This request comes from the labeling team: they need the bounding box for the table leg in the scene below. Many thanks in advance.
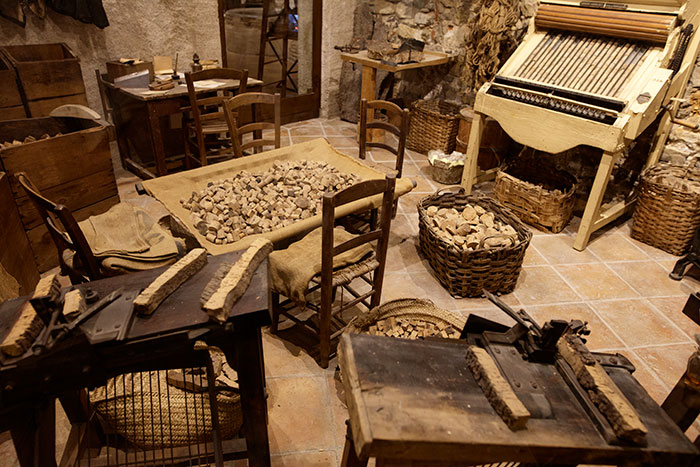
[11,398,57,467]
[232,314,271,467]
[341,422,368,467]
[359,66,380,143]
[461,112,483,194]
[147,101,169,177]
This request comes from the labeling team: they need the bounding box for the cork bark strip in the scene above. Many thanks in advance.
[202,238,273,323]
[62,289,86,320]
[557,334,647,444]
[133,248,208,316]
[466,345,531,430]
[1,301,44,357]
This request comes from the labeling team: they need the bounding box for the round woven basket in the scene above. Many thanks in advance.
[418,188,532,297]
[494,152,577,233]
[346,298,466,336]
[631,161,700,255]
[91,371,242,450]
[406,100,462,154]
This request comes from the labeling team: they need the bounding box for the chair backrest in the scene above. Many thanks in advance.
[95,69,113,121]
[359,99,410,178]
[223,92,281,157]
[14,172,101,283]
[185,68,249,137]
[320,174,396,308]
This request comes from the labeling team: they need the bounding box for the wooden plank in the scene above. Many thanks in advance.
[0,106,27,122]
[0,173,39,295]
[27,195,119,272]
[27,93,89,118]
[0,116,67,142]
[133,248,208,316]
[14,168,118,230]
[340,50,450,73]
[0,54,23,108]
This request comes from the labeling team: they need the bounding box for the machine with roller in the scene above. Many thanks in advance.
[461,0,700,251]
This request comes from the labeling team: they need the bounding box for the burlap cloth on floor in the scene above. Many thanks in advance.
[269,227,373,309]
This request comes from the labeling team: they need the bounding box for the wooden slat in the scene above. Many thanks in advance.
[26,93,89,118]
[0,106,28,122]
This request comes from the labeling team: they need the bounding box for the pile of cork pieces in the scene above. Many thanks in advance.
[181,160,360,245]
[0,133,61,150]
[425,204,519,250]
[366,316,461,340]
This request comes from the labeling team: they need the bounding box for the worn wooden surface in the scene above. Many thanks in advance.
[0,53,25,119]
[340,50,449,73]
[0,173,39,295]
[338,333,698,465]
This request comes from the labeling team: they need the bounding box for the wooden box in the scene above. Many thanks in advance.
[0,172,39,295]
[106,60,154,83]
[0,53,27,122]
[0,116,118,272]
[0,43,88,117]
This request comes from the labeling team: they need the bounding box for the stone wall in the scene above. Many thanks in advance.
[0,1,221,116]
[321,0,357,118]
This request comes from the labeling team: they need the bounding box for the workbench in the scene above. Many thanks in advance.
[338,333,699,466]
[100,75,263,179]
[340,50,449,142]
[0,250,271,466]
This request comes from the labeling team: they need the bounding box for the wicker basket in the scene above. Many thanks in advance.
[345,298,466,337]
[406,100,461,154]
[494,153,577,233]
[91,370,242,450]
[631,161,700,255]
[418,188,532,297]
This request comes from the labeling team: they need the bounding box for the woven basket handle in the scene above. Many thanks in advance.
[435,185,465,197]
[478,233,518,249]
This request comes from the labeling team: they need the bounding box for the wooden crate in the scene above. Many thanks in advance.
[106,60,154,83]
[0,52,27,122]
[0,116,118,272]
[0,43,87,117]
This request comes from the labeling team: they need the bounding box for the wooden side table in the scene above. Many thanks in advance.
[340,51,449,143]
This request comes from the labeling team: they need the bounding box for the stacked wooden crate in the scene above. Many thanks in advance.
[0,43,88,118]
[0,54,27,121]
[0,117,118,272]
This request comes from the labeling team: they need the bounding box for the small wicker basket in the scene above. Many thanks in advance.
[406,100,461,154]
[418,188,532,297]
[631,160,700,255]
[494,152,577,233]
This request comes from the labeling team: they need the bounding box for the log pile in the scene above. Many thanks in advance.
[181,160,359,245]
[366,316,461,340]
[425,203,519,251]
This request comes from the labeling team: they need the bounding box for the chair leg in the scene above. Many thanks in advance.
[319,290,333,369]
[183,128,192,170]
[269,291,281,334]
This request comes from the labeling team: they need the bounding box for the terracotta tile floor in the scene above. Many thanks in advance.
[4,118,700,466]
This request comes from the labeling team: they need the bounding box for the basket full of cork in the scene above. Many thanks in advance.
[418,187,532,297]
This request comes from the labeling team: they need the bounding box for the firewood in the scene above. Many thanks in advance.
[62,289,86,320]
[201,239,273,323]
[466,345,530,430]
[557,334,647,444]
[1,301,44,357]
[133,248,208,316]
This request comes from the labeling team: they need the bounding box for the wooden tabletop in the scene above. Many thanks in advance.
[103,77,264,102]
[340,50,450,73]
[339,333,698,465]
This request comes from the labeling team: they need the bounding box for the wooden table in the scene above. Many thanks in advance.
[338,333,699,466]
[102,76,263,179]
[340,50,449,142]
[0,250,271,466]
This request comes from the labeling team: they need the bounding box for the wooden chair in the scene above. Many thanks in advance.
[270,174,396,368]
[15,172,102,284]
[183,68,248,167]
[359,99,410,178]
[94,69,113,122]
[223,92,281,157]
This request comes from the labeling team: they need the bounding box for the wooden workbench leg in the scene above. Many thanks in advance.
[341,422,368,467]
[147,102,169,177]
[460,112,483,195]
[573,150,620,251]
[646,113,673,169]
[11,398,57,467]
[232,314,271,467]
[359,66,379,143]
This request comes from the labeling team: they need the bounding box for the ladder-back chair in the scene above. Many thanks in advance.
[223,92,281,157]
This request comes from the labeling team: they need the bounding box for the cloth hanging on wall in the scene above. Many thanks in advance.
[0,0,45,27]
[47,0,108,28]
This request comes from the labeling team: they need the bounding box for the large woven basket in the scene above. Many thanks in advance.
[345,298,466,337]
[494,153,577,233]
[418,189,532,297]
[91,370,242,450]
[406,100,461,154]
[631,161,700,255]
